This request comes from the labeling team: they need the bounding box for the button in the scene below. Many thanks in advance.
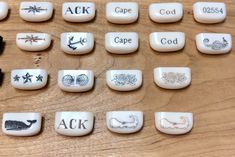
[150,32,185,52]
[16,33,51,51]
[0,2,9,20]
[105,32,138,54]
[106,2,138,24]
[193,2,226,24]
[61,32,94,55]
[196,33,232,54]
[62,2,95,22]
[149,3,183,23]
[11,69,48,90]
[58,70,94,92]
[2,112,42,136]
[19,2,53,22]
[106,111,143,134]
[55,112,94,136]
[106,70,142,91]
[154,67,191,89]
[155,112,193,135]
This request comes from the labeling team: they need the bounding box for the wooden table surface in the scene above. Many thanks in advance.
[0,0,235,156]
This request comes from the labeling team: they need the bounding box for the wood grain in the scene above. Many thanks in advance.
[0,0,235,156]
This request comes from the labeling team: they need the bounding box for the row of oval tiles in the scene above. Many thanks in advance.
[0,2,227,24]
[2,111,194,136]
[10,68,191,91]
[12,32,233,55]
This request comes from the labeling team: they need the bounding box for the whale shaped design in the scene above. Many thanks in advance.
[5,120,37,131]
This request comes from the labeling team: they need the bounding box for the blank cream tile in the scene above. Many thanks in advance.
[0,2,9,20]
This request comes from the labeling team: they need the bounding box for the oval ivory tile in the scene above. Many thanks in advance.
[196,33,232,54]
[149,3,183,23]
[193,2,226,24]
[155,112,193,135]
[16,33,51,51]
[154,67,191,89]
[106,2,138,24]
[58,70,94,92]
[2,112,42,136]
[55,112,94,136]
[106,111,143,134]
[150,32,185,52]
[11,69,48,90]
[19,2,53,22]
[62,2,96,22]
[0,2,9,20]
[61,32,94,55]
[106,70,142,91]
[105,32,139,54]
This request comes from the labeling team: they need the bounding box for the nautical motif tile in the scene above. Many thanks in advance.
[106,70,142,91]
[155,112,193,135]
[193,2,226,24]
[11,69,48,90]
[149,3,183,23]
[58,70,94,92]
[19,2,53,22]
[154,67,191,89]
[55,112,94,136]
[105,32,139,54]
[149,32,185,52]
[106,111,143,134]
[0,2,9,21]
[2,112,42,136]
[16,33,51,51]
[61,32,94,55]
[62,2,96,22]
[196,33,232,54]
[106,2,138,24]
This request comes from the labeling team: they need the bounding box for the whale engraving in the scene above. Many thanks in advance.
[5,120,37,131]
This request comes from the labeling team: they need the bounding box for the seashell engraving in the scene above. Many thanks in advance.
[62,75,75,86]
[76,74,89,86]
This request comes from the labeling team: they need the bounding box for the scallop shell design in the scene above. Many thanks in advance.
[62,75,75,86]
[76,74,89,86]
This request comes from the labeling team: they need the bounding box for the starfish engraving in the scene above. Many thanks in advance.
[36,74,43,82]
[22,73,33,84]
[13,75,20,82]
[21,5,48,14]
[18,35,45,45]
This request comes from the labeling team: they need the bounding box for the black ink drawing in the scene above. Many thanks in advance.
[22,73,33,84]
[62,74,89,86]
[21,5,48,14]
[162,72,187,84]
[5,120,37,131]
[160,116,190,130]
[13,75,20,82]
[109,115,139,129]
[112,74,137,86]
[67,36,87,50]
[36,74,43,82]
[203,37,228,50]
[18,35,45,45]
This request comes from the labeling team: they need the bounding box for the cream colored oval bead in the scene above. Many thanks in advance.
[106,70,142,91]
[155,112,193,135]
[58,70,94,92]
[106,111,143,134]
[2,112,42,136]
[105,32,138,54]
[16,33,51,51]
[19,2,53,22]
[193,2,226,24]
[62,2,95,22]
[150,32,185,52]
[153,67,191,89]
[55,112,94,136]
[11,69,48,90]
[106,2,138,24]
[0,2,9,20]
[149,3,183,23]
[196,33,232,54]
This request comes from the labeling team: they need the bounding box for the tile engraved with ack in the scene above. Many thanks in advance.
[62,74,89,86]
[162,72,187,84]
[109,115,139,129]
[112,74,137,86]
[5,120,37,131]
[203,37,228,50]
[21,5,48,14]
[160,116,190,130]
[18,35,46,45]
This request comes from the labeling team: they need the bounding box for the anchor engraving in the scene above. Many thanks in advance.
[67,36,87,50]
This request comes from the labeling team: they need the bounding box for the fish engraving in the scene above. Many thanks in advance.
[5,120,37,131]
